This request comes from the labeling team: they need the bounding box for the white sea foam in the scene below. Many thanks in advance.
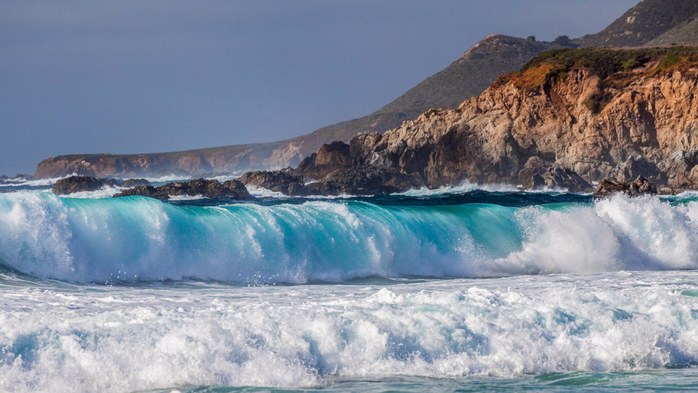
[167,194,206,201]
[0,174,77,188]
[393,181,573,197]
[244,185,288,198]
[0,271,697,392]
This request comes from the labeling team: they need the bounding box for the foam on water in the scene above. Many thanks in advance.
[0,272,697,392]
[393,181,577,197]
[0,192,698,283]
[395,181,515,196]
[0,174,76,188]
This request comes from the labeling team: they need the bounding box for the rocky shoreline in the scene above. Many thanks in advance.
[50,173,663,200]
[43,48,698,200]
[112,179,251,200]
[236,47,698,196]
[52,177,150,195]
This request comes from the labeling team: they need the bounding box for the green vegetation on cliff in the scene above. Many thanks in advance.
[494,46,698,113]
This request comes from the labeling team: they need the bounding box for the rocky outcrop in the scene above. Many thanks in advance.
[593,176,658,197]
[240,47,698,196]
[113,179,252,200]
[52,176,118,195]
[51,176,152,195]
[237,169,310,196]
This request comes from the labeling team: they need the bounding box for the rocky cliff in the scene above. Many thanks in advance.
[240,47,698,195]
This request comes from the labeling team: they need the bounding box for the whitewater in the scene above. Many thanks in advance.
[1,182,698,392]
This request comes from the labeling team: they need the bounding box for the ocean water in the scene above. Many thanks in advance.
[1,181,698,392]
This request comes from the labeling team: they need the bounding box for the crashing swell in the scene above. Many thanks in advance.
[0,192,697,283]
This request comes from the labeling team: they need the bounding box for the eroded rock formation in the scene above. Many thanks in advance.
[241,47,698,195]
[113,179,252,200]
[52,176,151,195]
[592,176,658,197]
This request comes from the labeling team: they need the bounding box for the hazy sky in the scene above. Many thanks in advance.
[0,0,640,175]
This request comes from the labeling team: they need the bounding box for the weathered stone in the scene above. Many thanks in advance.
[237,169,309,196]
[52,176,118,195]
[593,176,657,197]
[113,179,252,200]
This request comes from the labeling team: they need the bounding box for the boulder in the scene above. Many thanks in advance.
[593,176,657,197]
[616,155,664,184]
[113,179,252,200]
[52,176,118,195]
[306,169,399,196]
[517,157,592,193]
[238,169,310,196]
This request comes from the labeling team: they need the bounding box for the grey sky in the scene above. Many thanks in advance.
[0,0,639,175]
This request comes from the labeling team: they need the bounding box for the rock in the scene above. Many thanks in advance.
[114,185,161,199]
[112,179,252,200]
[517,157,591,192]
[306,168,400,196]
[121,178,150,188]
[87,48,698,196]
[238,169,310,196]
[616,156,664,184]
[593,176,657,197]
[52,176,118,195]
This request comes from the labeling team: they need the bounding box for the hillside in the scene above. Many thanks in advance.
[263,35,565,167]
[34,0,698,179]
[576,0,698,47]
[35,35,564,178]
[240,47,698,195]
[646,13,698,45]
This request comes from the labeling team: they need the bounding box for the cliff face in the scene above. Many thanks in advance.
[241,47,698,194]
[34,142,284,179]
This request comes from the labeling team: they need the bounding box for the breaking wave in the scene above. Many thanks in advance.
[0,192,696,283]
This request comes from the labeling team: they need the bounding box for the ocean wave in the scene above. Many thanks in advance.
[0,192,696,283]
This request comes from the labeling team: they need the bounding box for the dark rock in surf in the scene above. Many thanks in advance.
[592,176,657,197]
[113,179,252,200]
[238,169,310,196]
[516,157,591,193]
[52,176,118,195]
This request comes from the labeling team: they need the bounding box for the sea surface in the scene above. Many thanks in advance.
[1,177,698,392]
